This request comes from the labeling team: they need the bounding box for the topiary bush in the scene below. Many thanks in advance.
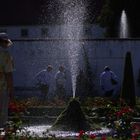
[51,99,91,131]
[121,51,136,107]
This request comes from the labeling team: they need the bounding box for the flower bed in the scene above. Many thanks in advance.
[1,97,140,140]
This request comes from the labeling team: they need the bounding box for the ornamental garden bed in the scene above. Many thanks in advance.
[1,97,140,140]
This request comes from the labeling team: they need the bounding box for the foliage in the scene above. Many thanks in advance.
[78,130,97,140]
[82,97,113,107]
[14,96,67,107]
[81,97,140,139]
[52,99,91,131]
[75,69,89,101]
[8,100,26,115]
[2,100,27,139]
[97,0,124,37]
[131,123,140,140]
[105,99,138,139]
[78,130,136,140]
[80,45,96,97]
[1,97,140,139]
[1,99,54,139]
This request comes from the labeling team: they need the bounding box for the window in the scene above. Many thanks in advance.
[41,28,48,37]
[21,29,28,37]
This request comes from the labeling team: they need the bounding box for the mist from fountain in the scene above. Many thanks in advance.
[119,10,129,38]
[58,0,87,97]
[20,1,113,137]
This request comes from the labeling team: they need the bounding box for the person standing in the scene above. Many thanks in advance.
[34,65,54,102]
[0,33,14,128]
[55,65,66,100]
[100,66,119,98]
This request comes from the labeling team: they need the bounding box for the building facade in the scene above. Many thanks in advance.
[0,24,105,40]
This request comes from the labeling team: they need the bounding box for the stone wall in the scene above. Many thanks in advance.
[10,39,140,97]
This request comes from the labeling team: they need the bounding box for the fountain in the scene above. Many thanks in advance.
[58,0,87,97]
[17,0,111,138]
[119,10,129,38]
[21,0,92,134]
[50,0,92,131]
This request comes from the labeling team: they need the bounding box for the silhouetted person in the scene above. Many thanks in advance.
[34,65,54,103]
[55,65,66,100]
[100,66,119,98]
[0,33,14,128]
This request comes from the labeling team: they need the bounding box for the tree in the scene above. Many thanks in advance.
[97,0,125,37]
[75,69,87,101]
[82,45,96,97]
[97,0,140,37]
[121,51,136,106]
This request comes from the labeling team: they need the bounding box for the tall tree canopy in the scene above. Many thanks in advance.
[98,0,140,37]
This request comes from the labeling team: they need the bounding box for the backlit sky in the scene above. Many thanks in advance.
[0,0,103,25]
[0,0,140,37]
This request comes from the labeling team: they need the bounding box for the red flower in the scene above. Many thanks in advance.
[115,106,134,118]
[130,137,136,140]
[132,123,139,129]
[0,136,5,140]
[116,111,123,117]
[8,102,17,112]
[8,101,25,113]
[101,135,106,140]
[89,134,96,139]
[131,133,137,140]
[78,130,85,138]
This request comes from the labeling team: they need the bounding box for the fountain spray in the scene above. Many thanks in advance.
[119,10,129,38]
[58,0,87,98]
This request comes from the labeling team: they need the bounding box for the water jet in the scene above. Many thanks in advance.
[119,10,129,38]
